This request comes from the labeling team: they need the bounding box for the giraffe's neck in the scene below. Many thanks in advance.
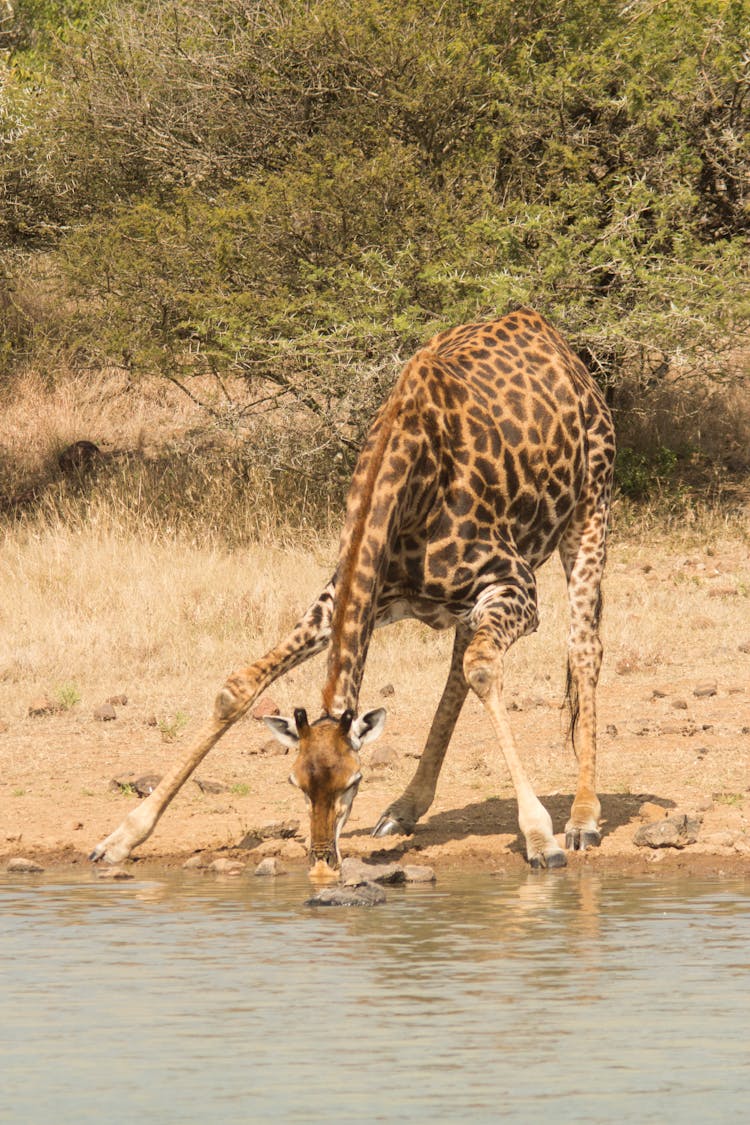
[321,373,421,716]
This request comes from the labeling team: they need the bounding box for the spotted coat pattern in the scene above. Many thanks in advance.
[90,308,615,871]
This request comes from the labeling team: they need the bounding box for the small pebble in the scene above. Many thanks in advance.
[193,777,231,794]
[252,695,281,720]
[182,854,208,869]
[28,696,58,717]
[94,703,117,722]
[638,801,667,823]
[402,864,436,883]
[7,857,44,873]
[341,857,404,885]
[254,857,286,877]
[369,744,399,769]
[209,858,245,876]
[96,867,133,881]
[693,680,718,698]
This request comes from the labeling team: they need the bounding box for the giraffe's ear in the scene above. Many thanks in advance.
[351,708,386,748]
[263,715,300,749]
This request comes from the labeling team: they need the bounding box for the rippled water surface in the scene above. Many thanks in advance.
[2,868,749,1123]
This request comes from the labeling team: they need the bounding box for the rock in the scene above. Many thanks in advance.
[193,777,231,795]
[341,857,405,885]
[369,743,399,769]
[379,683,395,697]
[96,866,133,880]
[0,719,9,734]
[209,858,245,876]
[237,832,263,850]
[738,640,750,654]
[107,694,129,706]
[403,864,436,883]
[638,801,667,823]
[252,695,281,720]
[258,738,288,757]
[182,854,209,869]
[7,856,44,873]
[279,839,307,860]
[633,814,702,850]
[252,838,305,860]
[605,723,618,737]
[702,831,736,850]
[693,680,718,698]
[256,819,301,840]
[306,881,386,907]
[254,857,286,877]
[254,859,285,877]
[94,702,117,722]
[28,696,58,717]
[672,699,689,711]
[133,774,161,797]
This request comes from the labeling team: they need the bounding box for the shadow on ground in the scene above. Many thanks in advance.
[349,791,676,856]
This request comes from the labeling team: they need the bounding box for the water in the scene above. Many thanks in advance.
[2,869,749,1124]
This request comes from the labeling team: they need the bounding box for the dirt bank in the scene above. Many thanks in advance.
[1,532,748,880]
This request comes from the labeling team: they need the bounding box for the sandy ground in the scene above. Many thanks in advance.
[1,537,749,879]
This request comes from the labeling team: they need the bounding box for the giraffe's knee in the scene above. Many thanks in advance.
[463,643,500,700]
[214,677,251,722]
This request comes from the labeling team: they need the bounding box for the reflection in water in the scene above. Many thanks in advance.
[1,869,749,1123]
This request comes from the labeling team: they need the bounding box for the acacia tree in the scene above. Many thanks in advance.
[2,0,748,480]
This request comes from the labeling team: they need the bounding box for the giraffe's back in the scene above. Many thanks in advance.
[365,308,615,606]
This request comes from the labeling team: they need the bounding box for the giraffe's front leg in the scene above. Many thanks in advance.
[90,585,334,864]
[373,627,470,838]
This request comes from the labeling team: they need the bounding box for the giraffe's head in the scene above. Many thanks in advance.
[264,706,386,879]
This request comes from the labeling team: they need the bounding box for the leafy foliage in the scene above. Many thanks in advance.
[2,0,749,483]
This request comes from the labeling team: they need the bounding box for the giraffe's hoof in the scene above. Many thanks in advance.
[372,813,413,838]
[529,849,567,870]
[565,828,601,851]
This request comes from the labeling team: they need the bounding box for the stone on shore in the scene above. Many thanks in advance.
[254,857,286,876]
[306,881,386,907]
[7,856,44,873]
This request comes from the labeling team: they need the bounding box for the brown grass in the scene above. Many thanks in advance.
[1,496,747,737]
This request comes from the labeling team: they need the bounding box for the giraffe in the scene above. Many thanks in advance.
[90,307,615,875]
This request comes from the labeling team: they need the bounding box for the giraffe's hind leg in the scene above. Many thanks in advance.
[559,500,609,852]
[464,577,566,869]
[372,626,470,837]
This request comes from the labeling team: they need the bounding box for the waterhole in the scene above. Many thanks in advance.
[2,869,749,1123]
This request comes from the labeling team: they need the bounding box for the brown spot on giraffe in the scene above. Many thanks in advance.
[90,308,615,876]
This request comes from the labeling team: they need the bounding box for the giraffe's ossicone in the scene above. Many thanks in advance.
[91,309,615,876]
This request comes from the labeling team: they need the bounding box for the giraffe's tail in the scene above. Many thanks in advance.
[563,661,580,760]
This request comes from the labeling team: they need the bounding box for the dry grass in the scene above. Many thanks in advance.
[1,501,747,738]
[1,357,748,736]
